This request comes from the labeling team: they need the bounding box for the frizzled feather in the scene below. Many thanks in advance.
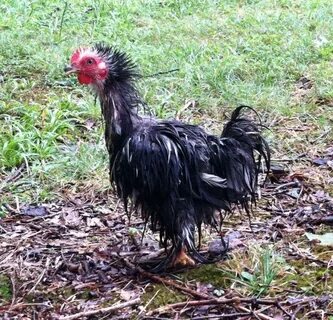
[69,44,271,271]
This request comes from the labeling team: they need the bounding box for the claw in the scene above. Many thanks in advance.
[172,247,195,267]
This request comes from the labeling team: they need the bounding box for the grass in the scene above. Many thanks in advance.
[223,247,286,297]
[183,246,286,297]
[0,3,332,224]
[1,0,333,208]
[1,1,332,312]
[0,0,331,206]
[0,275,12,303]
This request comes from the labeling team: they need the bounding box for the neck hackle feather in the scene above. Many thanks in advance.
[91,43,270,271]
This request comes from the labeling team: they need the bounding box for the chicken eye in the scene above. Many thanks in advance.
[86,59,94,65]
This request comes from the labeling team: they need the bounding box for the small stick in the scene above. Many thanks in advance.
[236,305,275,320]
[0,303,48,313]
[310,216,333,226]
[191,313,251,320]
[274,181,300,191]
[276,301,294,319]
[123,259,211,300]
[150,297,279,315]
[141,68,180,78]
[138,289,160,316]
[10,274,16,307]
[57,298,140,320]
[27,263,47,295]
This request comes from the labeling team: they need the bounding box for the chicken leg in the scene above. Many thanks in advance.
[172,246,195,267]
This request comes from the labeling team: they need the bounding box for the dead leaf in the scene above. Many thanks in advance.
[69,230,88,238]
[21,205,48,216]
[312,158,327,166]
[120,290,136,301]
[63,209,82,226]
[87,217,104,228]
[305,232,333,246]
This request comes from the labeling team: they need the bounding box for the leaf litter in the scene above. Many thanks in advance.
[1,123,333,319]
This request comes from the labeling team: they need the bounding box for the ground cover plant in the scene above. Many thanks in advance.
[0,0,332,319]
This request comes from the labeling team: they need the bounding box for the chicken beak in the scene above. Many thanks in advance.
[64,65,77,75]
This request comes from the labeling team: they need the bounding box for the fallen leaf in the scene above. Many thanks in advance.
[69,230,88,238]
[21,205,48,216]
[305,232,333,246]
[120,290,136,301]
[87,217,104,228]
[63,209,82,226]
[312,158,327,166]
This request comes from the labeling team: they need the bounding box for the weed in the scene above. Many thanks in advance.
[221,246,286,297]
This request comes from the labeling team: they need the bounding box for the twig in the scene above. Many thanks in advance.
[149,297,280,316]
[0,303,49,313]
[138,289,160,315]
[10,273,16,307]
[0,224,9,233]
[0,163,26,192]
[3,203,20,214]
[288,244,328,266]
[304,309,325,320]
[236,305,274,320]
[123,259,211,300]
[276,301,294,319]
[270,154,307,162]
[73,282,98,290]
[191,314,251,320]
[27,260,48,294]
[57,298,140,320]
[100,316,130,320]
[291,304,303,320]
[274,181,300,191]
[141,68,179,78]
[143,317,173,320]
[310,216,333,226]
[176,100,196,120]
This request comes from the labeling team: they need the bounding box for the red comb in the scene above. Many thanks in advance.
[70,47,87,64]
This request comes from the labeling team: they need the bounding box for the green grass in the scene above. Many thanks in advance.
[1,0,333,208]
[0,275,12,303]
[223,247,285,297]
[182,246,286,297]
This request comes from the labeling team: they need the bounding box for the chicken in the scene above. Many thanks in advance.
[65,44,270,270]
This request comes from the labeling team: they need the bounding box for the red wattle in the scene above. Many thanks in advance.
[78,73,94,85]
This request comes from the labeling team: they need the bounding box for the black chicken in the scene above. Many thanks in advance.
[65,44,270,270]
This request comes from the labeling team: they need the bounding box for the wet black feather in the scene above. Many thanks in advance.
[92,44,270,268]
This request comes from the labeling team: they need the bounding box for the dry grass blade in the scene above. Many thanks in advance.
[57,298,140,320]
[0,163,26,192]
